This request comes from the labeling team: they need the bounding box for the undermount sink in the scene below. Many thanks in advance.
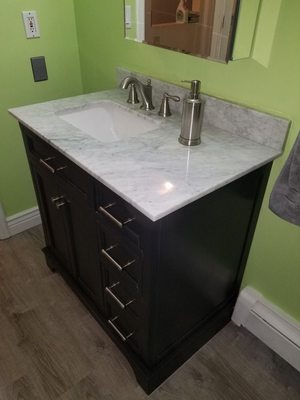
[58,101,160,143]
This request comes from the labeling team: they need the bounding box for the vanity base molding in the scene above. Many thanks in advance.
[20,124,272,394]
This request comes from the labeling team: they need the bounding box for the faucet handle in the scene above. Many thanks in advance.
[127,83,139,105]
[158,93,180,118]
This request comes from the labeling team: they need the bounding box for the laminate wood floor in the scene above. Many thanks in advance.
[0,226,299,400]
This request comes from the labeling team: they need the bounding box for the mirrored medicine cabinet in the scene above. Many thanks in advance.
[123,0,268,64]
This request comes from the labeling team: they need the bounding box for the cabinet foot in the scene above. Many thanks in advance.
[122,300,234,394]
[42,247,58,272]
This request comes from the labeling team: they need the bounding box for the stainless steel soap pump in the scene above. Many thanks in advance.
[178,80,204,146]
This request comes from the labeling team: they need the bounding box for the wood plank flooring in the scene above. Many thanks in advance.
[0,226,299,399]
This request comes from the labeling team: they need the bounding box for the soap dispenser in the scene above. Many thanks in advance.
[178,80,204,146]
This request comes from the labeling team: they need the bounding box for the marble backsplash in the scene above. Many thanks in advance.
[116,67,290,152]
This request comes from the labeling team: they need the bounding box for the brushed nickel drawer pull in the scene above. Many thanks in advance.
[56,165,68,171]
[40,157,56,173]
[55,200,66,209]
[51,196,66,209]
[105,282,135,309]
[51,196,64,203]
[108,316,134,342]
[99,203,135,228]
[101,246,136,272]
[40,158,67,174]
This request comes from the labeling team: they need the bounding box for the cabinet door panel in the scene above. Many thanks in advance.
[30,163,75,276]
[61,181,104,312]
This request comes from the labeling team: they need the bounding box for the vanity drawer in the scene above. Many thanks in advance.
[100,223,142,283]
[21,125,93,200]
[96,184,144,247]
[103,260,140,316]
[107,300,139,352]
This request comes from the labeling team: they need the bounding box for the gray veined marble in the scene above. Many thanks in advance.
[117,67,290,152]
[9,73,290,221]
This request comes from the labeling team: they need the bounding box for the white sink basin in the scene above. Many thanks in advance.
[58,101,159,142]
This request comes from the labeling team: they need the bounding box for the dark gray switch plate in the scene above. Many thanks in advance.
[30,56,48,82]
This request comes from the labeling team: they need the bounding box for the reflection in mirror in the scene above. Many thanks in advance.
[124,0,240,63]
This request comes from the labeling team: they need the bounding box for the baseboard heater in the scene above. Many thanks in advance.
[232,286,300,372]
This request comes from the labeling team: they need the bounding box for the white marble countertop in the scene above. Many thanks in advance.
[9,89,289,221]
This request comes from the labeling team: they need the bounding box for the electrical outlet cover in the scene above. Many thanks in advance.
[22,11,40,38]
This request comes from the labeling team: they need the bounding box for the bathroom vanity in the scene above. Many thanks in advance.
[9,78,289,393]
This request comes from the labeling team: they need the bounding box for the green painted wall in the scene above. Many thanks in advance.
[73,0,300,321]
[0,0,82,216]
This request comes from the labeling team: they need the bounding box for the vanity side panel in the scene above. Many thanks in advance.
[152,166,270,359]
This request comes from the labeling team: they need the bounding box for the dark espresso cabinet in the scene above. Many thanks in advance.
[21,124,272,394]
[22,126,104,311]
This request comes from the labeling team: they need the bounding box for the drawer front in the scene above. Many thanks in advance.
[100,223,142,284]
[103,261,139,316]
[21,126,93,200]
[107,299,139,352]
[96,184,144,247]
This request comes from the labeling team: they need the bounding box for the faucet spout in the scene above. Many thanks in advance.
[120,76,155,111]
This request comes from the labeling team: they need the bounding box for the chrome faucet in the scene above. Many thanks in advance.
[120,76,155,111]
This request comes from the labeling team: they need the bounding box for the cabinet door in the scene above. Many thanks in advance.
[62,181,104,311]
[29,161,76,277]
[25,135,104,311]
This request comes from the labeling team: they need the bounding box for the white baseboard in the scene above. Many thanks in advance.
[5,207,41,237]
[0,203,10,239]
[232,287,300,372]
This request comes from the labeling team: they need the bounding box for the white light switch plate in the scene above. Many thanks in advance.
[22,11,40,38]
